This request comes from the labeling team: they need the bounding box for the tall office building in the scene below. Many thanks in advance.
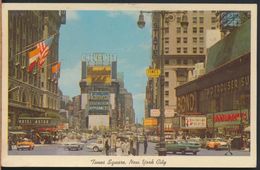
[147,11,219,131]
[8,11,65,130]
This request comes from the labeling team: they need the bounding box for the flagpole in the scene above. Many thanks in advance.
[13,33,58,58]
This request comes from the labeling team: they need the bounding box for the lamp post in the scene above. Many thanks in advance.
[137,10,188,156]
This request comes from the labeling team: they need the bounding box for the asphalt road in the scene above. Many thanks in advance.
[8,141,249,156]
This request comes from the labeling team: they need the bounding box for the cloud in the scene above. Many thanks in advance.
[66,11,80,21]
[59,61,81,97]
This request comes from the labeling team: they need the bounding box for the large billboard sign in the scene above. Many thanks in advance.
[144,118,158,126]
[86,66,112,85]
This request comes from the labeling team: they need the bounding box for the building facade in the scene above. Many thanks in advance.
[175,19,250,138]
[146,11,219,135]
[8,11,65,130]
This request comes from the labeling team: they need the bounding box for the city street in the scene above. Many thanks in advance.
[9,141,249,156]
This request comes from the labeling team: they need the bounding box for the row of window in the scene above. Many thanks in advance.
[172,37,204,44]
[192,17,217,24]
[167,26,216,34]
[164,58,204,65]
[164,47,204,54]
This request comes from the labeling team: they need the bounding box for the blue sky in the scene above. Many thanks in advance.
[58,11,152,123]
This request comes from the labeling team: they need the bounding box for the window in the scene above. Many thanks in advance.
[165,47,169,54]
[199,47,204,53]
[193,27,197,33]
[211,17,216,23]
[165,91,169,96]
[183,48,188,53]
[165,100,169,106]
[177,27,181,33]
[165,72,169,77]
[165,37,169,43]
[183,59,188,65]
[211,27,216,30]
[193,17,197,24]
[164,81,169,87]
[199,37,204,43]
[183,27,187,33]
[193,59,197,64]
[193,37,197,43]
[42,68,44,73]
[177,17,181,23]
[199,27,204,33]
[177,37,181,43]
[193,11,198,13]
[199,17,204,23]
[177,59,181,64]
[165,59,169,65]
[41,82,44,88]
[183,37,188,43]
[177,48,181,53]
[193,47,197,53]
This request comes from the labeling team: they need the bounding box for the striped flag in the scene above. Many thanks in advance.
[28,48,40,72]
[51,62,61,80]
[37,36,54,69]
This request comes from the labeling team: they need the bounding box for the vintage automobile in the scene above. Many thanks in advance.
[156,140,201,155]
[206,138,228,150]
[63,142,84,151]
[16,138,35,151]
[86,139,104,152]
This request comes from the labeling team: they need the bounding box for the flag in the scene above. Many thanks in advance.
[28,48,40,72]
[52,62,61,80]
[37,36,54,69]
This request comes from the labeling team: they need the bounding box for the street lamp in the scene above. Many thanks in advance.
[137,10,188,156]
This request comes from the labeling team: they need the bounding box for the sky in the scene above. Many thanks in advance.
[58,11,152,123]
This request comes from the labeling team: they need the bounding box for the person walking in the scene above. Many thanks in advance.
[105,139,110,156]
[225,137,233,155]
[144,136,148,154]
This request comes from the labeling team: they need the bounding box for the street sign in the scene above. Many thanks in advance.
[146,68,161,78]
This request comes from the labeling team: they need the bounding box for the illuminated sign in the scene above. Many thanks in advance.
[18,117,55,126]
[150,109,160,117]
[86,66,112,85]
[146,68,161,78]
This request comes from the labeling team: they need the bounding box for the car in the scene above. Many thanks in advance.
[156,140,201,155]
[64,142,84,151]
[86,139,104,152]
[148,136,160,143]
[206,138,228,150]
[16,138,35,151]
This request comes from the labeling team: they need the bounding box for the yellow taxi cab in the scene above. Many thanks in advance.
[16,138,35,151]
[206,138,228,150]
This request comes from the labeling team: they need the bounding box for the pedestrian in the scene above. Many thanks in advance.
[225,137,233,155]
[130,139,134,155]
[105,139,110,156]
[144,136,148,154]
[8,136,12,151]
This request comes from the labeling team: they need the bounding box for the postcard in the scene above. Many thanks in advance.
[1,3,257,168]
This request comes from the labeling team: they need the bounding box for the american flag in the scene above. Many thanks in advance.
[37,36,54,69]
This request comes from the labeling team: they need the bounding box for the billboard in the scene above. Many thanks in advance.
[88,115,110,130]
[86,66,111,85]
[181,116,207,129]
[165,109,175,117]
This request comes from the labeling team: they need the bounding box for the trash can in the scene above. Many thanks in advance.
[231,136,242,149]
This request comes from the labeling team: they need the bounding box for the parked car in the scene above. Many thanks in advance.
[64,142,84,151]
[86,139,104,152]
[206,138,228,150]
[156,140,201,155]
[16,138,35,151]
[148,136,160,143]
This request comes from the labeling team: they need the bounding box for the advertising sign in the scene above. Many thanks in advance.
[86,66,111,85]
[144,118,158,126]
[89,91,110,100]
[88,115,110,130]
[146,68,161,78]
[18,117,56,126]
[150,109,160,117]
[181,116,206,129]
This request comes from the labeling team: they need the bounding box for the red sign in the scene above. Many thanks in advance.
[214,112,247,122]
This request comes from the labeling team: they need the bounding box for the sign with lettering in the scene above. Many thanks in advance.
[86,66,112,85]
[146,68,161,78]
[177,92,197,114]
[165,109,175,117]
[150,109,160,117]
[180,116,206,129]
[18,117,55,126]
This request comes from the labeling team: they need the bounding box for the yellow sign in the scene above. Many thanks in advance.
[144,118,158,126]
[86,66,112,85]
[146,68,161,78]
